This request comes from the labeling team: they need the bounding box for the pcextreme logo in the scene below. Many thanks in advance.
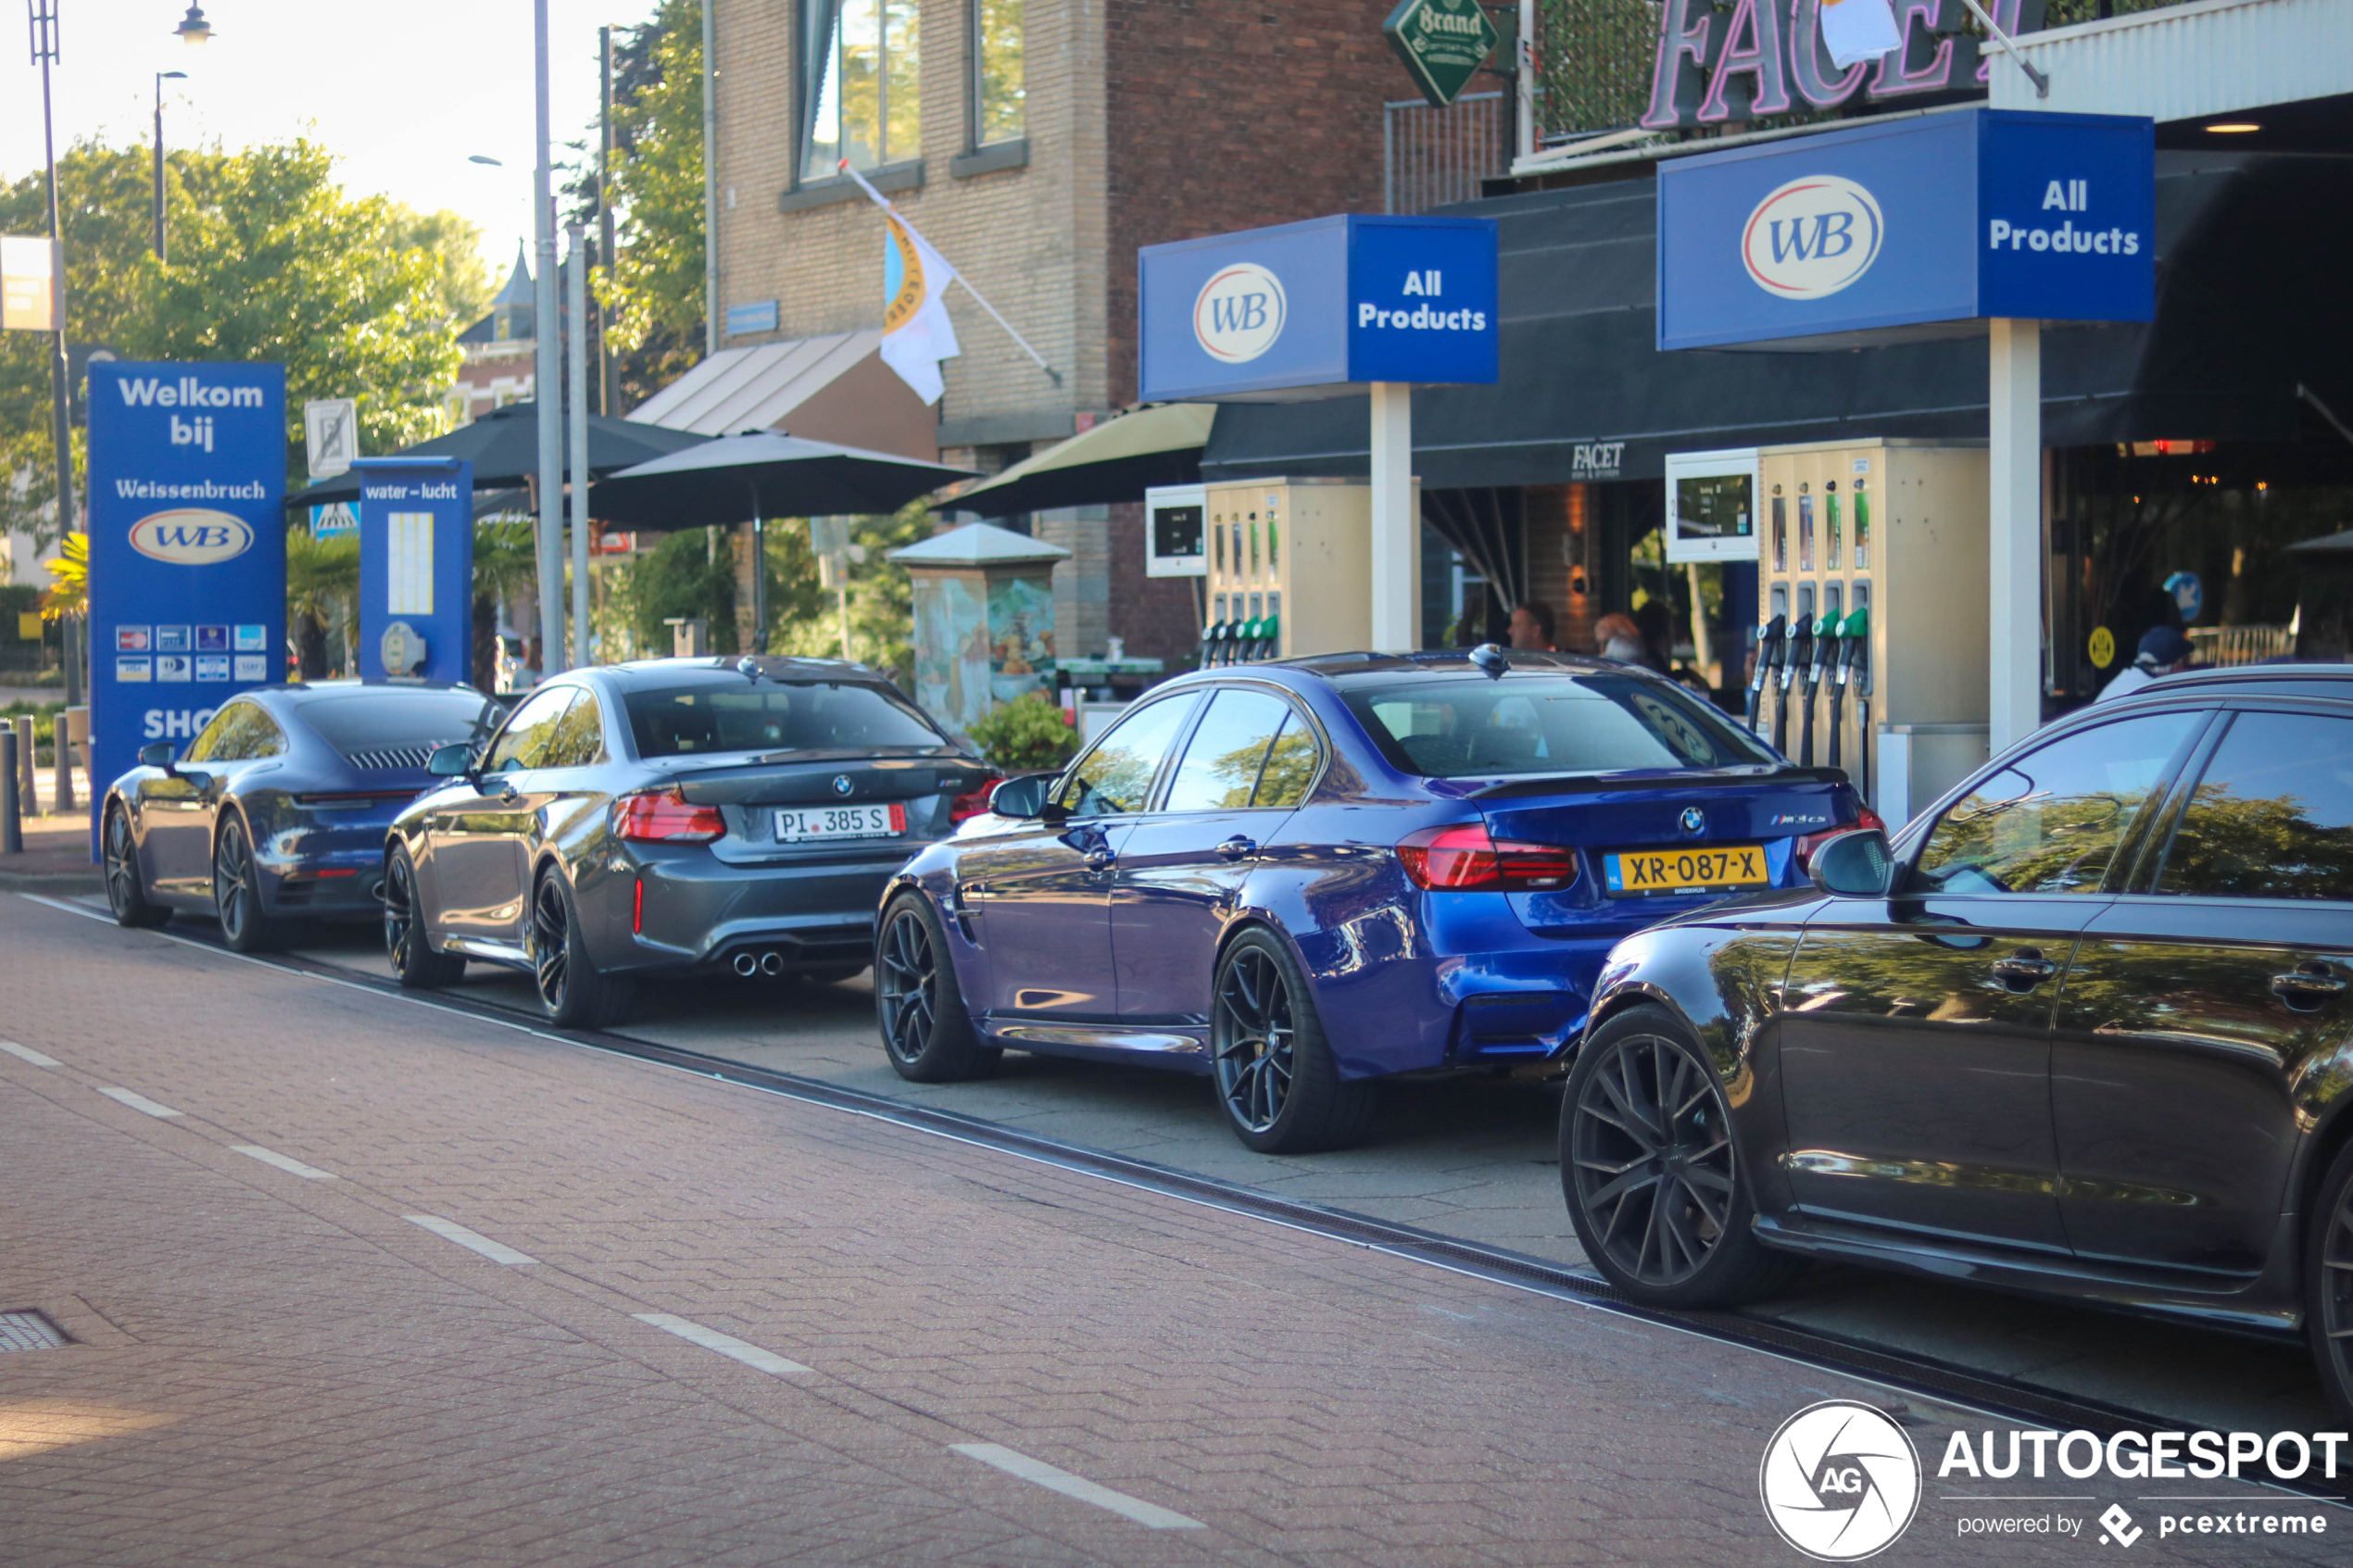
[1759,1400,1921,1561]
[1743,176,1885,302]
[1193,262,1287,364]
[128,508,254,566]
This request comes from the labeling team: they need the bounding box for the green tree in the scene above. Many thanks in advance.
[285,528,359,679]
[0,138,479,540]
[770,504,933,684]
[598,0,707,408]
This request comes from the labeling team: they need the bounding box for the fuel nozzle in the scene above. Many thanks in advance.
[1745,613,1786,733]
[1837,606,1868,685]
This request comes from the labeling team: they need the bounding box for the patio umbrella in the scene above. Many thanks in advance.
[937,403,1214,517]
[285,400,710,510]
[588,430,977,652]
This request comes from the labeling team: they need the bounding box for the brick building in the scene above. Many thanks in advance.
[448,247,540,425]
[705,0,1405,668]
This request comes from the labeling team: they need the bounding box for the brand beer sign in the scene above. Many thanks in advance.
[1658,107,2153,352]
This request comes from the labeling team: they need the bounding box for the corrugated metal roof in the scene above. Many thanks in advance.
[627,332,886,436]
[1992,0,2353,120]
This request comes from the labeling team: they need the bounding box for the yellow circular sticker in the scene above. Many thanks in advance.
[2089,626,2117,670]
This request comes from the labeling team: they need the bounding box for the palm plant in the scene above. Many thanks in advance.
[285,527,359,679]
[472,515,541,686]
[38,533,86,621]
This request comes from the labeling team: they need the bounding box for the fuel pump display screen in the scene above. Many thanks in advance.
[1144,485,1208,578]
[1676,474,1752,545]
[1664,449,1761,562]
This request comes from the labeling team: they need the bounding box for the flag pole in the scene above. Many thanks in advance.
[838,160,1063,388]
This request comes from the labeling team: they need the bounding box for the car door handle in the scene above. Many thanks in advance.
[2272,964,2348,1010]
[1215,835,1257,862]
[1084,847,1115,872]
[1991,950,2058,990]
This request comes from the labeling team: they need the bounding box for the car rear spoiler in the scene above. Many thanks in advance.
[1468,765,1852,800]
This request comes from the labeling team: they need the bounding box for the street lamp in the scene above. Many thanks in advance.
[173,3,210,43]
[26,0,78,706]
[153,71,187,263]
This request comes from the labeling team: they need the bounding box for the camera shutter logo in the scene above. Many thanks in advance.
[1193,263,1287,364]
[1758,1400,1920,1561]
[1743,177,1885,301]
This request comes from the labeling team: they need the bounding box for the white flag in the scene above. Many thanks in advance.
[840,161,962,406]
[1819,0,1902,68]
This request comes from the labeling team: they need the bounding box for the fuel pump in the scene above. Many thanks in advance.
[1746,613,1786,734]
[1776,614,1813,758]
[1799,614,1837,766]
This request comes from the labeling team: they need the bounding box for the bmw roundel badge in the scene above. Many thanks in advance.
[833,774,855,797]
[1680,807,1706,835]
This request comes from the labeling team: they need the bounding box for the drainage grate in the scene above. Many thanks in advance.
[0,1311,69,1352]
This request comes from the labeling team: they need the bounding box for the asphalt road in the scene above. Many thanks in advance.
[1,894,2340,1565]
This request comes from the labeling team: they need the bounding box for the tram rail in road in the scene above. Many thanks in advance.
[23,888,2350,1499]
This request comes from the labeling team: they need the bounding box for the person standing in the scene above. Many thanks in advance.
[1508,600,1559,652]
[1593,612,1647,665]
[2096,625,2195,703]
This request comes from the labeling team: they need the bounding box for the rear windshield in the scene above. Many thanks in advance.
[1343,674,1771,777]
[299,690,497,752]
[623,681,945,759]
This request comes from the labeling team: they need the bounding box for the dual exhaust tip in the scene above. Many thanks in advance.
[731,949,788,978]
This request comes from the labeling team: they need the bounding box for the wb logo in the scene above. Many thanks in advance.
[1768,210,1857,265]
[1742,174,1885,302]
[170,414,216,452]
[1208,294,1270,334]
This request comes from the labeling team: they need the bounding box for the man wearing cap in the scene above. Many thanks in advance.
[2096,625,2196,704]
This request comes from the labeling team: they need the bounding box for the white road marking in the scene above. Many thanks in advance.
[631,1312,812,1375]
[231,1144,336,1180]
[18,893,111,924]
[96,1085,182,1119]
[0,1040,59,1066]
[403,1214,536,1266]
[949,1443,1205,1530]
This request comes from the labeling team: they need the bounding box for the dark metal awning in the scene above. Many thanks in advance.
[1203,151,2353,489]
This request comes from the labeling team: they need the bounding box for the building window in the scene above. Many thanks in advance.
[803,0,921,182]
[972,0,1024,147]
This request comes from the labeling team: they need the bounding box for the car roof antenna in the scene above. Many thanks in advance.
[1470,643,1510,680]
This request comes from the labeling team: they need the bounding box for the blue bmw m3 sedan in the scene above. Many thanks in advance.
[875,647,1878,1152]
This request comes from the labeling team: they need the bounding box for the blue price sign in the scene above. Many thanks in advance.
[354,458,475,685]
[85,360,286,847]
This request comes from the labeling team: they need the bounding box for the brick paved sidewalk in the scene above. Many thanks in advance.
[0,895,2324,1565]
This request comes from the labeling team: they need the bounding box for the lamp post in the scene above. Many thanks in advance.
[173,3,210,44]
[27,0,77,708]
[153,71,187,262]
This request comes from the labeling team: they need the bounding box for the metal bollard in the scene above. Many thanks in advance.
[52,713,75,813]
[13,715,34,815]
[0,729,20,855]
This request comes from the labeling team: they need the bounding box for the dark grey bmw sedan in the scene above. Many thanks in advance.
[383,655,1000,1025]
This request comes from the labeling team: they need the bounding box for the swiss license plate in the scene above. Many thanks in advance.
[774,803,906,843]
[1603,843,1768,897]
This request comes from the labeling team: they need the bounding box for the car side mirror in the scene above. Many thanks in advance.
[138,741,177,773]
[1809,828,1893,897]
[987,773,1057,821]
[427,742,476,778]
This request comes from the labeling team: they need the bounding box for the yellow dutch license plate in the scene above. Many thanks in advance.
[1603,844,1769,897]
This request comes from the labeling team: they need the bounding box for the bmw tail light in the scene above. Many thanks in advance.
[1793,804,1888,872]
[1398,822,1578,892]
[614,787,725,844]
[949,771,1005,825]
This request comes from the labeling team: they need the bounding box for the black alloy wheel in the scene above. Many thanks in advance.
[212,816,280,953]
[528,870,630,1027]
[1208,929,1375,1155]
[103,806,168,928]
[2305,1141,2353,1423]
[384,847,464,989]
[875,894,996,1082]
[1562,1005,1797,1307]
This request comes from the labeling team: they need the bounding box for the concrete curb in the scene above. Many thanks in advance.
[0,872,104,895]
